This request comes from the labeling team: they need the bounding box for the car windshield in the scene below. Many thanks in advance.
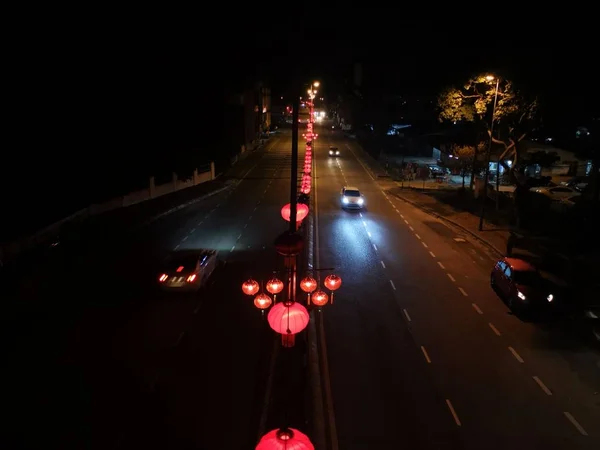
[513,270,541,285]
[166,256,198,271]
[344,190,360,197]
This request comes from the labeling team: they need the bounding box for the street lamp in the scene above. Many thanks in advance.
[478,75,500,231]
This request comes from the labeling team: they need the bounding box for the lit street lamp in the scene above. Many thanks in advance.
[479,75,500,231]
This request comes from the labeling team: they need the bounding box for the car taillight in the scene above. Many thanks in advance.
[159,274,168,282]
[186,274,197,282]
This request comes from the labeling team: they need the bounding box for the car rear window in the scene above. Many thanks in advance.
[513,270,541,285]
[167,256,198,271]
[344,190,360,197]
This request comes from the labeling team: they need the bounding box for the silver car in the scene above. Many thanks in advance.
[340,186,364,209]
[158,250,218,292]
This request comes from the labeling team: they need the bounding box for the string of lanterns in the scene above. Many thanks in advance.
[248,83,329,450]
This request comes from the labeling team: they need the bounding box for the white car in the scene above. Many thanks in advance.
[340,186,364,209]
[158,250,218,292]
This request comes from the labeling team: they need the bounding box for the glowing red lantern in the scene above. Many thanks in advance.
[306,146,312,151]
[266,277,284,295]
[281,203,309,222]
[256,427,314,450]
[300,276,317,304]
[311,290,329,307]
[324,274,342,291]
[254,293,272,310]
[274,231,304,256]
[242,279,259,296]
[324,274,342,303]
[301,186,310,194]
[267,302,310,347]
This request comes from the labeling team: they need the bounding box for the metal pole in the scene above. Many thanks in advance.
[494,79,501,210]
[478,78,500,231]
[290,93,299,233]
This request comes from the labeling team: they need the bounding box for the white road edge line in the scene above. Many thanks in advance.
[403,309,411,322]
[445,399,462,426]
[380,261,386,268]
[508,346,524,363]
[563,412,588,436]
[389,280,396,290]
[532,376,553,396]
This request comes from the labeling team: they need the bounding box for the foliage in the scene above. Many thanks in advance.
[437,75,538,173]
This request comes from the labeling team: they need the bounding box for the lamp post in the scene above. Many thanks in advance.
[478,75,500,231]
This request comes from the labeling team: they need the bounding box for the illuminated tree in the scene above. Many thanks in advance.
[438,74,538,183]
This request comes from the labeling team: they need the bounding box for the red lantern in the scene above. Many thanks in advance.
[301,186,310,194]
[254,293,272,310]
[324,274,342,291]
[311,290,329,307]
[281,203,309,222]
[274,231,304,256]
[266,277,284,295]
[267,302,310,347]
[300,276,317,303]
[256,428,314,450]
[306,146,312,151]
[324,274,342,304]
[242,279,259,296]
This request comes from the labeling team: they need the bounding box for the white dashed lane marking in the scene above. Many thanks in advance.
[380,261,386,268]
[389,280,396,290]
[488,323,501,336]
[447,273,456,282]
[508,347,524,363]
[471,303,483,314]
[458,287,468,297]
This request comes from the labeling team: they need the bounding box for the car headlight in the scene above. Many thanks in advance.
[546,294,553,302]
[329,151,333,155]
[335,151,340,155]
[357,198,364,205]
[517,291,526,300]
[342,197,349,204]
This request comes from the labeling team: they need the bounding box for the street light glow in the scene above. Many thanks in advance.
[485,75,495,81]
[313,81,320,87]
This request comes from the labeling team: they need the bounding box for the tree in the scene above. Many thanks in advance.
[438,75,538,226]
[449,143,479,189]
[438,74,537,179]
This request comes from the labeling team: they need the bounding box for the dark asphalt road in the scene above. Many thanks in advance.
[1,133,300,450]
[313,125,600,449]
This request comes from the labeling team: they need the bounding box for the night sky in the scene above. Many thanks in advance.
[3,20,596,238]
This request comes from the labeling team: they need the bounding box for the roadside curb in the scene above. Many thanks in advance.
[390,191,505,258]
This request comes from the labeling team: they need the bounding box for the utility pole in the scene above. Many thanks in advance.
[290,92,299,233]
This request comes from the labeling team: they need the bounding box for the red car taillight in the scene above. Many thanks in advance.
[186,274,197,283]
[159,274,168,282]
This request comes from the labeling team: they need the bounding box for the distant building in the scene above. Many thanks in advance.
[521,140,591,177]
